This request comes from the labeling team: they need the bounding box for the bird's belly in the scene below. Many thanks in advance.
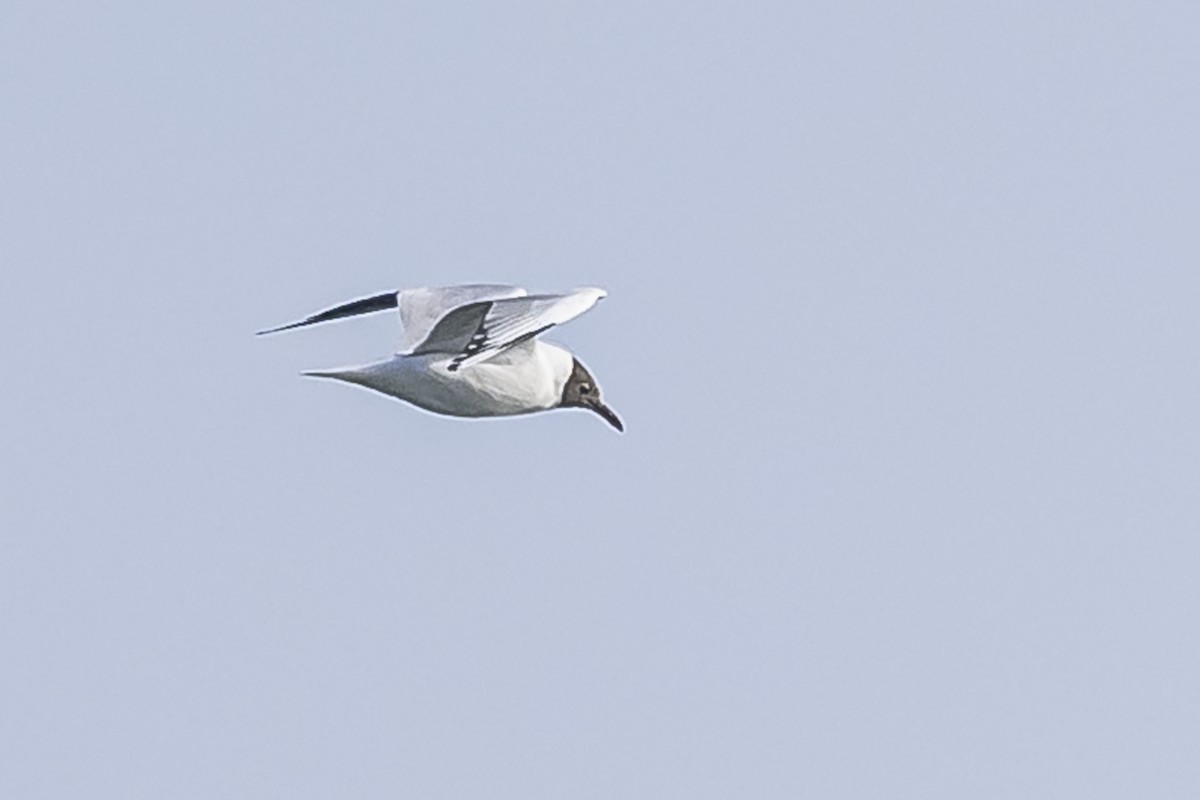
[388,355,559,418]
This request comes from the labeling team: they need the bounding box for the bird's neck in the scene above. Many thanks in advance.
[538,342,577,399]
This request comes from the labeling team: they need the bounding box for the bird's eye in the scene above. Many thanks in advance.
[580,384,592,394]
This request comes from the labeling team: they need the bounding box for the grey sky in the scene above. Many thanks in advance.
[3,2,1198,797]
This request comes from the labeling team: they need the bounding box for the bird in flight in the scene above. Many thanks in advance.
[258,284,623,432]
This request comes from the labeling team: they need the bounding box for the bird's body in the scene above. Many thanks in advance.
[309,340,574,418]
[259,284,623,431]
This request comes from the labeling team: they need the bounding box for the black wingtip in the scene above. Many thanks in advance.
[255,322,300,336]
[255,290,399,337]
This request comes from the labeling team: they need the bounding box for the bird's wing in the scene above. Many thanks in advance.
[255,283,525,343]
[411,287,607,372]
[397,284,525,352]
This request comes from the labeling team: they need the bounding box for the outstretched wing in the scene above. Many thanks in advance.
[255,283,526,344]
[397,284,525,352]
[411,287,607,372]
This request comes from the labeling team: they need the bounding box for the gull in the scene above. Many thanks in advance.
[258,284,623,431]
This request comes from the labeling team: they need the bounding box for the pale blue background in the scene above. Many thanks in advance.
[3,2,1198,797]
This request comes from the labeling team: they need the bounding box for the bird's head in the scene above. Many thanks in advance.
[559,358,623,432]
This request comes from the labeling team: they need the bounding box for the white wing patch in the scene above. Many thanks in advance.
[411,287,607,371]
